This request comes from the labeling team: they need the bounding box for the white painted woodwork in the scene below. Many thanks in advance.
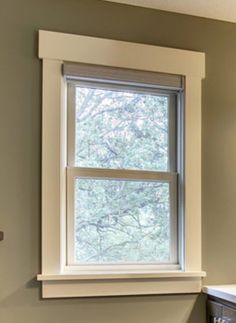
[39,30,205,297]
[39,31,205,78]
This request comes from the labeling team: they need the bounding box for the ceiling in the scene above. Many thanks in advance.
[104,0,236,23]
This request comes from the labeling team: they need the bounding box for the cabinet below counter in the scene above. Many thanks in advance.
[203,285,236,322]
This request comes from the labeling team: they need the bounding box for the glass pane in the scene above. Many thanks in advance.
[74,178,171,264]
[75,85,170,171]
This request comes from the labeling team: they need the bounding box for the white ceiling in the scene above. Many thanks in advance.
[104,0,236,23]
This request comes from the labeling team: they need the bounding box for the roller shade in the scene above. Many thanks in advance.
[63,63,184,90]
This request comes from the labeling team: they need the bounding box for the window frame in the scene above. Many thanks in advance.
[66,79,179,269]
[37,30,205,298]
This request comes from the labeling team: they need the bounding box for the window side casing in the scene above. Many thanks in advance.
[38,30,205,298]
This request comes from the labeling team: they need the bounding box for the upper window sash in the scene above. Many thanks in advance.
[66,79,179,173]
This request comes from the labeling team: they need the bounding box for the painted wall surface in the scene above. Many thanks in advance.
[1,0,236,322]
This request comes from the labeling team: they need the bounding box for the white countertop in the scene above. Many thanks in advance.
[203,285,236,304]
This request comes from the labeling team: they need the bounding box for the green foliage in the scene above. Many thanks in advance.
[75,86,168,171]
[74,85,171,263]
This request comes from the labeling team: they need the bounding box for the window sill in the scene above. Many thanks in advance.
[37,271,206,298]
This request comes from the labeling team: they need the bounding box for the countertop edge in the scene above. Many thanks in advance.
[203,285,236,304]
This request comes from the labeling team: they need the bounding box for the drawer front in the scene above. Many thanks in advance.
[223,306,236,322]
[208,300,223,318]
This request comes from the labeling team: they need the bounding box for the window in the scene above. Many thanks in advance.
[38,30,205,298]
[65,64,181,272]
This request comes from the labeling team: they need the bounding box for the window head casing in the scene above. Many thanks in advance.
[38,30,205,298]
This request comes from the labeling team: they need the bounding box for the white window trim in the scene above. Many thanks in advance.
[37,30,205,298]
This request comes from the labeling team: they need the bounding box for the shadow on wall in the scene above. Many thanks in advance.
[188,294,206,323]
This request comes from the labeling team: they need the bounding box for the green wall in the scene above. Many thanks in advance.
[1,0,236,322]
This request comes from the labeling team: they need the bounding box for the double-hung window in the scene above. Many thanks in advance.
[38,30,205,298]
[65,64,182,271]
